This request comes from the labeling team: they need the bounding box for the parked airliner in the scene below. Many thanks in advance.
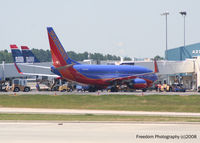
[15,27,158,91]
[47,27,158,91]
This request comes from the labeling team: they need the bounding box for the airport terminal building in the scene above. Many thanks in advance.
[166,43,200,61]
[163,43,200,90]
[125,42,200,90]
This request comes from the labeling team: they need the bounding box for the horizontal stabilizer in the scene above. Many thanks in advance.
[14,63,59,77]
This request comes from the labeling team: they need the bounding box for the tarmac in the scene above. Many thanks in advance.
[0,122,199,143]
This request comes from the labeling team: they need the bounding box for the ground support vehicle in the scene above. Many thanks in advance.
[58,84,72,92]
[76,85,90,92]
[6,79,30,92]
[171,84,186,92]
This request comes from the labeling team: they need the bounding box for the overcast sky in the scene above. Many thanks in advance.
[0,0,200,59]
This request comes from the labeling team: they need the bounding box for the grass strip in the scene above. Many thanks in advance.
[0,94,200,112]
[0,113,200,122]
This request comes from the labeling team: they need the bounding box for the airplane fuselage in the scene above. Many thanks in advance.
[51,64,158,87]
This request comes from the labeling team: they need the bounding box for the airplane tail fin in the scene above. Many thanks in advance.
[154,60,159,73]
[10,45,24,63]
[21,46,40,63]
[47,27,79,68]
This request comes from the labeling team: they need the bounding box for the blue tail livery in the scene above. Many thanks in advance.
[21,46,40,63]
[10,45,24,63]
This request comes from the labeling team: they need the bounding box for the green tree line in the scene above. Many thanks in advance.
[0,49,133,63]
[0,50,13,63]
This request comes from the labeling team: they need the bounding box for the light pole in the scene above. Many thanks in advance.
[179,11,187,48]
[161,12,169,60]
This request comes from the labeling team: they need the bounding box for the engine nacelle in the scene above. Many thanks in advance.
[130,78,147,89]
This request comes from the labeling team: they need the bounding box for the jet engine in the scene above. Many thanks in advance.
[129,78,147,90]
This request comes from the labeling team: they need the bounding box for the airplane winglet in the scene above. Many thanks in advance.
[14,63,23,74]
[154,60,159,73]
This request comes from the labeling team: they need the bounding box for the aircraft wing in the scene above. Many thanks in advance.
[106,72,153,84]
[106,60,158,84]
[14,63,59,77]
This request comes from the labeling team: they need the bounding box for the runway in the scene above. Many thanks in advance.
[0,122,199,143]
[1,107,200,117]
